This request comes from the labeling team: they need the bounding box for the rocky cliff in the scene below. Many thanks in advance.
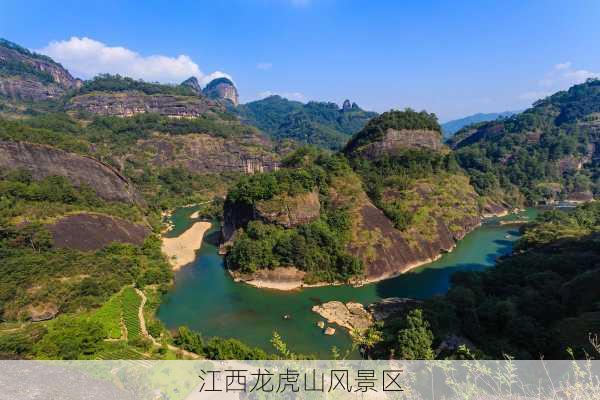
[136,132,279,175]
[353,128,443,158]
[0,140,141,203]
[203,77,239,106]
[328,172,481,282]
[48,212,150,251]
[0,38,79,101]
[222,189,319,243]
[180,76,202,96]
[67,91,220,118]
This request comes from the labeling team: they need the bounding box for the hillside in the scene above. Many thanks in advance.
[368,202,600,360]
[451,79,600,204]
[222,110,485,286]
[235,95,377,150]
[441,111,518,138]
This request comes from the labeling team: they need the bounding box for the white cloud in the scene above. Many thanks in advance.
[520,62,599,103]
[256,62,273,71]
[554,61,572,70]
[38,36,232,86]
[258,90,307,102]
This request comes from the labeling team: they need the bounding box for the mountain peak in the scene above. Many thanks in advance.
[181,76,202,95]
[203,77,239,106]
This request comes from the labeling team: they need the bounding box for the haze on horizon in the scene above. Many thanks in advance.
[1,0,599,121]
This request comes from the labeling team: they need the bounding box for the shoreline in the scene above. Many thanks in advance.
[161,221,212,271]
[227,209,527,291]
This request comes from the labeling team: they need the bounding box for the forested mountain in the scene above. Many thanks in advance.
[452,79,600,205]
[369,202,600,360]
[222,110,485,285]
[0,37,599,361]
[441,111,518,138]
[235,96,377,150]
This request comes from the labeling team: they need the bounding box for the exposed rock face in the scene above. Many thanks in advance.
[356,128,443,158]
[181,76,202,95]
[255,190,320,228]
[342,99,352,111]
[137,133,279,175]
[312,301,373,332]
[67,91,219,117]
[27,303,59,322]
[222,189,319,242]
[0,39,78,101]
[353,198,480,282]
[48,212,150,251]
[203,77,239,106]
[0,140,141,203]
[367,297,422,321]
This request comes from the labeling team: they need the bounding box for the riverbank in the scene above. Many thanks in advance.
[161,221,212,270]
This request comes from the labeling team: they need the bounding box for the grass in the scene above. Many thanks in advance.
[121,287,142,340]
[90,292,122,339]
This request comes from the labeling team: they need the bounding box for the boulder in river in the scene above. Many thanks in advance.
[324,327,336,336]
[312,301,373,332]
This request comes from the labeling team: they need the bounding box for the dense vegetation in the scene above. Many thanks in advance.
[350,148,469,232]
[0,171,172,321]
[225,147,364,282]
[78,74,197,96]
[236,95,376,150]
[453,79,600,204]
[370,202,600,359]
[344,108,440,155]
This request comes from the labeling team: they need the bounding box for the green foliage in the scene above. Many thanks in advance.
[345,108,440,155]
[225,148,363,282]
[453,79,600,203]
[34,316,105,359]
[204,337,269,360]
[419,203,600,359]
[121,288,142,340]
[79,74,197,96]
[236,95,376,150]
[172,326,205,355]
[396,309,435,360]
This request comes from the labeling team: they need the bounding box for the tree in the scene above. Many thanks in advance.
[396,309,434,360]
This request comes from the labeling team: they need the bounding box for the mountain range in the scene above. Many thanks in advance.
[441,111,519,138]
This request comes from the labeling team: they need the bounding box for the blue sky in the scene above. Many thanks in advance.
[2,0,600,120]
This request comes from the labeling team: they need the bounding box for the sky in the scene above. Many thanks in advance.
[1,0,600,121]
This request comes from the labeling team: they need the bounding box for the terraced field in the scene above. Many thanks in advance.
[91,293,123,339]
[121,287,142,340]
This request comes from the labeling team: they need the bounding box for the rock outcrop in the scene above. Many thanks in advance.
[222,189,319,242]
[312,301,373,332]
[136,133,279,175]
[354,128,443,158]
[203,77,239,106]
[67,91,219,118]
[0,39,79,101]
[181,76,202,96]
[0,140,141,203]
[255,190,320,228]
[48,212,150,251]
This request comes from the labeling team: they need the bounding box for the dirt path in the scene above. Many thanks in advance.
[135,288,201,359]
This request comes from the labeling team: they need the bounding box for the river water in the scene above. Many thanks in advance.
[158,206,536,358]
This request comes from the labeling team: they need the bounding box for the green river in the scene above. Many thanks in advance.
[158,206,537,358]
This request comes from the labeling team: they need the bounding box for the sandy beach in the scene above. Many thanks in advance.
[162,221,212,270]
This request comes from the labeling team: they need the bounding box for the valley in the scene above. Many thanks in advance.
[0,36,598,361]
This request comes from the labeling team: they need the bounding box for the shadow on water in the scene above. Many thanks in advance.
[374,263,485,300]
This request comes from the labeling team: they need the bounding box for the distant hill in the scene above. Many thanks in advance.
[452,79,600,204]
[441,111,518,138]
[235,96,377,150]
